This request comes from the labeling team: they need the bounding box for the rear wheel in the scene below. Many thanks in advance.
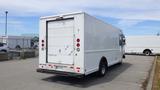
[15,45,21,49]
[143,49,151,56]
[98,60,107,77]
[1,50,7,52]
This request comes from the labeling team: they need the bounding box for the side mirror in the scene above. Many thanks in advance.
[122,38,126,45]
[119,34,126,46]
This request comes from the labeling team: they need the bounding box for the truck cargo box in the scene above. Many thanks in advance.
[37,12,125,77]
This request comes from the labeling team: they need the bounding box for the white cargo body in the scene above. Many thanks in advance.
[0,36,32,49]
[125,36,160,55]
[37,12,125,76]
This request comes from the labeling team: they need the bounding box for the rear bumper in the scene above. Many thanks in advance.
[37,68,84,77]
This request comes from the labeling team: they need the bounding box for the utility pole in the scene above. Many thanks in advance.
[5,11,8,36]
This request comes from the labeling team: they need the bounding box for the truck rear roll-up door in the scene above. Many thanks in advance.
[46,18,74,65]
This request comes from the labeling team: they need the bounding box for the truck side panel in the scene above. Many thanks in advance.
[84,14,122,75]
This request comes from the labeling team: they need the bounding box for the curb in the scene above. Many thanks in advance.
[146,56,157,90]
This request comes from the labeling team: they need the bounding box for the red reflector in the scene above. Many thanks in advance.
[76,67,80,69]
[76,43,80,47]
[42,40,44,43]
[76,38,80,42]
[77,70,80,72]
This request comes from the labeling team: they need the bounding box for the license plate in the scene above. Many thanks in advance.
[55,66,66,69]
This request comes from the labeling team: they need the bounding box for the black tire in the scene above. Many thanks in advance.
[98,60,107,77]
[1,50,7,52]
[143,50,151,56]
[123,54,125,58]
[15,45,21,49]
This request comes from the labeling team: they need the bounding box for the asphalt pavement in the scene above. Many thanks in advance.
[0,55,154,90]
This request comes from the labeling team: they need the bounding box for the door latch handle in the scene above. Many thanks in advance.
[59,49,61,53]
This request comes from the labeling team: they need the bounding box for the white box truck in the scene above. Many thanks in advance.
[0,36,32,49]
[125,36,160,55]
[37,12,125,77]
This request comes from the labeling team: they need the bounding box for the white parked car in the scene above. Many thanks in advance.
[0,43,8,52]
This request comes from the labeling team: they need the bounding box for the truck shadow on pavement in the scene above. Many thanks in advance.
[42,62,132,88]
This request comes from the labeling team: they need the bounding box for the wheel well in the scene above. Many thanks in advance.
[1,49,7,52]
[100,56,108,67]
[143,49,152,53]
[15,45,21,49]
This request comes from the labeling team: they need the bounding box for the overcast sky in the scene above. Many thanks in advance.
[0,0,160,36]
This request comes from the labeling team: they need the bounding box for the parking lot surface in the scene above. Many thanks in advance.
[0,55,154,90]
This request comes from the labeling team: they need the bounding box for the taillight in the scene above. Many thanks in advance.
[41,40,45,50]
[42,44,44,47]
[75,67,80,72]
[76,43,80,47]
[76,38,80,42]
[76,38,80,52]
[76,67,80,69]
